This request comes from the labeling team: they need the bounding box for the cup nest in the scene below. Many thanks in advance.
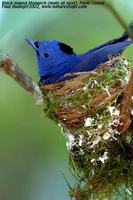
[40,56,133,200]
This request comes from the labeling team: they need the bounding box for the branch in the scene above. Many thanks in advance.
[117,69,133,134]
[104,1,133,40]
[0,53,44,106]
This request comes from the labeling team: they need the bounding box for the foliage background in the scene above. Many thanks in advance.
[0,0,133,199]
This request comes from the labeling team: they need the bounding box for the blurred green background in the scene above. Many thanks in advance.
[0,0,133,199]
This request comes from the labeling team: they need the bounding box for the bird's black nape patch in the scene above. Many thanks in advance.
[58,42,74,55]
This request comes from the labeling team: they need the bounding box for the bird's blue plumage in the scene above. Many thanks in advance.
[26,21,133,84]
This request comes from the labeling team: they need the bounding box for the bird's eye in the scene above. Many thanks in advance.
[44,53,49,59]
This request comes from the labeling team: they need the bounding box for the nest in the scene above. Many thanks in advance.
[40,56,133,200]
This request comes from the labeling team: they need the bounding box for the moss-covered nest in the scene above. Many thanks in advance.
[39,56,133,200]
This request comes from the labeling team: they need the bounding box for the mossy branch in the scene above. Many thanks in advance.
[0,53,44,106]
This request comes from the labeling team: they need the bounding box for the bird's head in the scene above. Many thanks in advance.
[26,39,78,83]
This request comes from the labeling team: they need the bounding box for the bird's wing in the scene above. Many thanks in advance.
[71,36,132,73]
[85,35,128,53]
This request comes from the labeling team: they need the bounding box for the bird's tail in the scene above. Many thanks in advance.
[122,21,133,39]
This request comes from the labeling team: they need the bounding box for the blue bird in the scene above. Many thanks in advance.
[26,22,133,84]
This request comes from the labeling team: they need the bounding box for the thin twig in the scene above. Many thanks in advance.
[117,70,133,134]
[104,1,133,40]
[0,53,44,106]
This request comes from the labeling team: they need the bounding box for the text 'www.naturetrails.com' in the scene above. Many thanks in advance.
[1,1,105,9]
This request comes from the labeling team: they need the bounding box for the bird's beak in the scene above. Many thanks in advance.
[26,38,39,51]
